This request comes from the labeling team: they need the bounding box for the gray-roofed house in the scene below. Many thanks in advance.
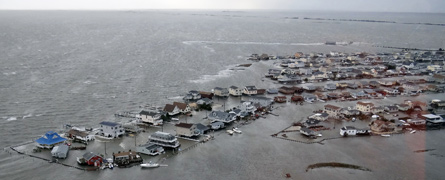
[211,121,225,130]
[195,123,210,134]
[229,86,243,96]
[183,90,201,101]
[385,105,399,112]
[247,96,273,107]
[51,144,69,159]
[303,93,317,102]
[208,111,237,123]
[139,110,163,125]
[197,98,213,105]
[136,143,164,156]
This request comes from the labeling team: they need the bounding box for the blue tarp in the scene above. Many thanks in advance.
[35,131,67,145]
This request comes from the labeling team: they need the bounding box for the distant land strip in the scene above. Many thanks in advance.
[295,17,445,27]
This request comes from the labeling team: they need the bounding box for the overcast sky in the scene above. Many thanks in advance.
[1,0,444,13]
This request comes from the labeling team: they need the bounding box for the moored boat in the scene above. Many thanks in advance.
[140,161,160,168]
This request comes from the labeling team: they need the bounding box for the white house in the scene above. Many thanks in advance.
[163,104,180,116]
[138,110,163,125]
[214,87,229,97]
[340,126,357,136]
[99,121,124,138]
[175,123,200,137]
[173,102,191,114]
[340,126,370,136]
[243,86,258,95]
[229,86,243,96]
[239,101,257,113]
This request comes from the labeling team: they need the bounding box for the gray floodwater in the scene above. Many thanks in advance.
[0,10,445,180]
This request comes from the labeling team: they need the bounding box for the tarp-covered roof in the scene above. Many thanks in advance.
[35,131,67,145]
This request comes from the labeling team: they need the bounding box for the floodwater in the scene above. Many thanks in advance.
[0,10,445,179]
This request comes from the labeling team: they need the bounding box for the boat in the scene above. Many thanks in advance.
[140,161,159,168]
[232,127,242,134]
[226,130,234,135]
[381,134,391,137]
[410,130,416,134]
[94,135,114,140]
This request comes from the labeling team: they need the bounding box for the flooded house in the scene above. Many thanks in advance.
[324,104,342,118]
[229,86,243,96]
[138,110,163,125]
[137,143,164,156]
[99,121,124,138]
[113,150,142,166]
[175,123,200,137]
[163,104,180,116]
[173,102,192,114]
[356,101,375,113]
[243,86,258,95]
[77,152,103,166]
[214,87,229,97]
[340,126,370,136]
[51,144,69,159]
[183,90,201,101]
[148,131,180,148]
[66,129,95,142]
[208,111,237,123]
[35,131,67,149]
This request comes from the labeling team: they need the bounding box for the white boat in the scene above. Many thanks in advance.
[232,127,242,134]
[381,134,391,137]
[140,161,160,168]
[94,135,114,140]
[410,130,416,134]
[226,130,234,135]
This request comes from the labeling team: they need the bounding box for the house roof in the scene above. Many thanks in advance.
[113,151,138,157]
[138,143,161,151]
[173,102,188,111]
[196,123,210,131]
[325,104,341,110]
[140,110,158,116]
[83,152,100,160]
[100,121,120,127]
[357,101,374,106]
[211,121,224,126]
[341,126,356,130]
[67,129,88,138]
[245,86,257,91]
[35,131,67,145]
[175,123,194,129]
[229,86,239,89]
[163,104,176,112]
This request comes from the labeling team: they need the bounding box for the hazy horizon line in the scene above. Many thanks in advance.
[0,9,444,14]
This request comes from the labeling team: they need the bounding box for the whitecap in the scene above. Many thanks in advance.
[189,68,233,84]
[22,113,32,119]
[7,117,17,121]
[167,96,183,100]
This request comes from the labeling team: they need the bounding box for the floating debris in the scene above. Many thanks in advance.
[306,162,372,172]
[414,149,435,153]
